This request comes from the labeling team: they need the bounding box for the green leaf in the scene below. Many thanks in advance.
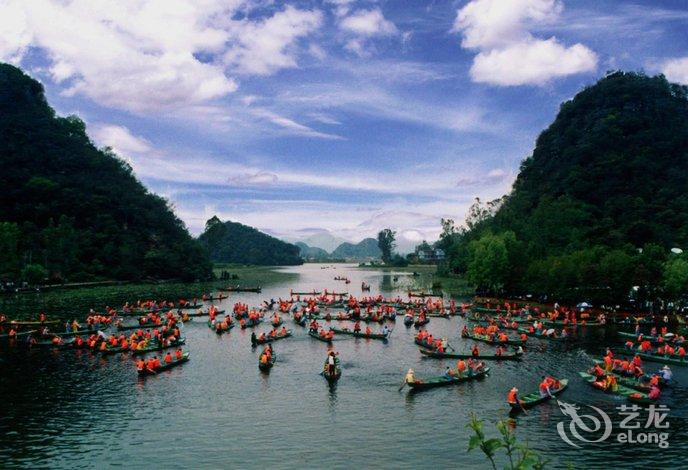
[468,435,482,451]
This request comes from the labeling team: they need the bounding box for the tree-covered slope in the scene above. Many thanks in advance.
[331,238,381,259]
[295,242,330,261]
[199,217,303,266]
[0,64,212,282]
[443,72,688,303]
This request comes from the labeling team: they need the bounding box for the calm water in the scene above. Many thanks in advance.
[1,264,687,469]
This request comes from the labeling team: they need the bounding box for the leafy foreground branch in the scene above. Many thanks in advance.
[467,414,551,470]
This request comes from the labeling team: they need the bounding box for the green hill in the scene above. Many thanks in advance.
[199,217,303,266]
[331,238,381,260]
[443,72,688,303]
[295,242,330,261]
[0,63,212,282]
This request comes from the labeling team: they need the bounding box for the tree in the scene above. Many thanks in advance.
[0,222,20,279]
[21,263,47,285]
[377,229,396,264]
[663,255,688,301]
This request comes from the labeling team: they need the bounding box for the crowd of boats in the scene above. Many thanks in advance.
[0,291,683,409]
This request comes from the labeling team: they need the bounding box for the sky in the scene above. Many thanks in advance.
[1,0,688,251]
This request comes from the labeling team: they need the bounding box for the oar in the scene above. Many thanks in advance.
[398,379,407,391]
[518,401,528,415]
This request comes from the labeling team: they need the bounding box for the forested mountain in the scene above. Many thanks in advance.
[331,238,381,259]
[0,63,212,282]
[199,217,303,266]
[295,242,330,261]
[441,72,688,304]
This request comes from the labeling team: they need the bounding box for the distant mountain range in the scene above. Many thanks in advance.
[301,232,348,252]
[297,238,381,261]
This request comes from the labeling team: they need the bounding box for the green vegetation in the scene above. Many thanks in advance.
[377,229,396,264]
[199,216,302,266]
[467,415,548,470]
[442,72,688,305]
[0,64,212,283]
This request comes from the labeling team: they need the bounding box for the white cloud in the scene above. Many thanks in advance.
[453,0,597,86]
[223,6,323,75]
[0,1,323,113]
[340,8,398,36]
[662,57,688,84]
[471,38,597,86]
[91,124,152,155]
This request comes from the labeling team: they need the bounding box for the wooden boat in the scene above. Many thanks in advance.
[329,327,389,340]
[413,318,430,328]
[185,310,226,318]
[203,295,229,301]
[291,290,321,296]
[293,315,307,327]
[51,326,110,337]
[271,318,284,327]
[7,320,60,327]
[32,337,76,349]
[258,352,276,372]
[308,331,333,343]
[542,319,600,328]
[240,318,263,329]
[219,286,262,293]
[208,321,235,334]
[420,348,522,361]
[614,348,688,366]
[139,353,190,376]
[175,304,202,310]
[0,330,36,342]
[517,328,572,342]
[578,372,652,402]
[617,331,684,345]
[408,367,490,391]
[461,331,525,346]
[322,358,341,382]
[100,344,129,355]
[252,330,293,346]
[117,322,162,331]
[131,338,186,355]
[509,379,569,411]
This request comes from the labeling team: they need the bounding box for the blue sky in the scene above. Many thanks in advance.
[2,0,688,251]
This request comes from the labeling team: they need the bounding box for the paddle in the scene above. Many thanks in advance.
[518,400,528,415]
[398,380,407,391]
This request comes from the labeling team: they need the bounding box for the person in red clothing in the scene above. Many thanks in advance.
[164,352,173,363]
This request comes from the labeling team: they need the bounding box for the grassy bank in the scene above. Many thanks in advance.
[212,264,297,285]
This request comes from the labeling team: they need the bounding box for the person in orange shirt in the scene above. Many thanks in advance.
[175,348,183,360]
[164,352,173,363]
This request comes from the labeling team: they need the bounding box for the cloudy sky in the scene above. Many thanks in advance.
[1,0,687,250]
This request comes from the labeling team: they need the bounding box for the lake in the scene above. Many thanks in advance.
[1,263,686,469]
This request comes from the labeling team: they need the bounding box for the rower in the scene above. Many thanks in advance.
[538,376,552,398]
[405,368,415,384]
[327,351,337,376]
[164,352,173,363]
[175,348,183,360]
[507,387,520,405]
[471,345,480,357]
[659,365,673,382]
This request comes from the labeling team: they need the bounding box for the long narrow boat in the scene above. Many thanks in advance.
[5,320,60,327]
[591,359,669,388]
[100,344,129,355]
[293,315,307,327]
[408,367,490,391]
[517,328,572,342]
[322,359,341,382]
[131,338,186,355]
[413,318,430,328]
[139,353,190,376]
[415,338,435,350]
[617,331,684,346]
[291,290,321,296]
[185,310,226,318]
[509,379,568,411]
[542,319,601,328]
[219,286,262,293]
[329,327,389,340]
[0,330,37,342]
[308,331,333,343]
[50,326,110,337]
[420,348,522,361]
[613,348,688,366]
[208,320,236,335]
[32,338,76,349]
[461,332,525,346]
[240,318,263,329]
[258,352,276,372]
[578,372,653,402]
[252,330,293,346]
[117,323,163,332]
